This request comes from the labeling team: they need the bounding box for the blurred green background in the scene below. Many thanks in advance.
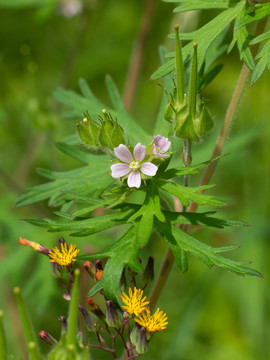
[0,0,269,359]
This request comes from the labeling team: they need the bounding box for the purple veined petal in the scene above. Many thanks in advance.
[114,144,133,163]
[133,143,146,162]
[151,144,157,154]
[154,135,171,152]
[127,171,141,188]
[141,162,158,176]
[111,163,130,178]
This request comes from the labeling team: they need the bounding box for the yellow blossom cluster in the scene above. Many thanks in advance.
[120,287,168,332]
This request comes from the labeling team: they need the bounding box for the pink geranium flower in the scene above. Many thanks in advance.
[111,143,158,188]
[151,135,171,158]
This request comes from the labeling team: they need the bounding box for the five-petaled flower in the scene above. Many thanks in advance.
[135,307,168,332]
[111,143,158,188]
[49,242,80,266]
[151,135,171,158]
[120,287,150,317]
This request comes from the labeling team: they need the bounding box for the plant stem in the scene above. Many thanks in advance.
[149,15,268,305]
[123,0,156,111]
[66,268,80,347]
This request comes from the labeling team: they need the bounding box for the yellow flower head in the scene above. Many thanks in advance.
[49,243,80,266]
[120,287,149,317]
[135,307,168,332]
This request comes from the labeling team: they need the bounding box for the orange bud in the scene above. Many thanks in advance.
[95,269,103,281]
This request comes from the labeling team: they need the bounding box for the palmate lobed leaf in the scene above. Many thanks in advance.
[163,211,249,228]
[22,205,136,237]
[250,39,270,86]
[157,180,226,207]
[80,226,143,302]
[55,76,150,145]
[235,2,270,29]
[156,221,263,278]
[128,183,165,246]
[228,2,255,70]
[151,2,244,79]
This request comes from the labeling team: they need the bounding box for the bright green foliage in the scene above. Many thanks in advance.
[151,2,244,79]
[128,183,165,246]
[80,226,143,302]
[250,39,270,85]
[152,0,270,85]
[17,95,261,298]
[54,76,150,145]
[235,3,270,29]
[157,222,262,278]
[228,2,255,70]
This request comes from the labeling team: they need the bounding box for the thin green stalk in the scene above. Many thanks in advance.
[67,268,80,347]
[0,311,7,360]
[13,287,42,360]
[149,17,267,310]
[187,64,250,215]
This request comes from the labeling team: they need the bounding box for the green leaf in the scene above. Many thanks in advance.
[81,226,143,302]
[235,3,270,29]
[16,161,111,207]
[199,64,223,91]
[228,2,255,70]
[151,3,243,79]
[157,180,226,207]
[251,39,270,85]
[104,75,150,144]
[161,154,227,179]
[55,78,150,144]
[250,29,270,45]
[163,211,249,228]
[23,206,136,237]
[156,221,263,278]
[128,183,165,246]
[55,141,97,164]
[78,78,101,108]
[173,0,231,13]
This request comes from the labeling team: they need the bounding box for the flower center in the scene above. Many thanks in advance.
[129,161,140,171]
[156,146,161,153]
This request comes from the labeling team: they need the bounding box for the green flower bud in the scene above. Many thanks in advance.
[79,305,97,332]
[105,300,123,329]
[99,109,125,150]
[130,323,140,345]
[174,100,213,142]
[135,327,148,354]
[77,115,100,148]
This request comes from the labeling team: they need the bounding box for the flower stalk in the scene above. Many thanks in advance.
[13,287,42,360]
[0,311,7,360]
[66,268,80,347]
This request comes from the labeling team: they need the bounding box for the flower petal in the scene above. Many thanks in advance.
[127,171,141,188]
[133,143,146,162]
[141,162,158,176]
[154,135,171,152]
[114,144,133,163]
[111,163,130,178]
